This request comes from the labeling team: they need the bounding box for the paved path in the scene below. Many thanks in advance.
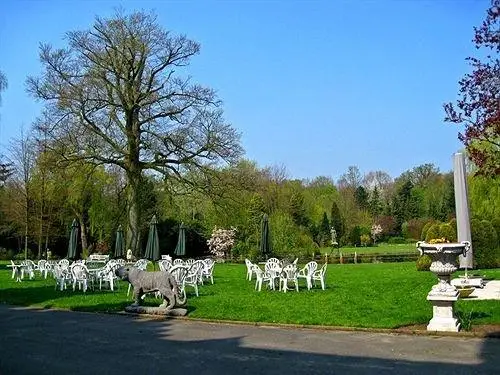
[470,280,500,300]
[0,305,499,375]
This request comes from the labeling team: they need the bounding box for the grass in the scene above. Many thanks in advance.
[321,243,419,255]
[0,261,499,329]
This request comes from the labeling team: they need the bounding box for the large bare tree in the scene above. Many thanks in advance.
[27,11,242,253]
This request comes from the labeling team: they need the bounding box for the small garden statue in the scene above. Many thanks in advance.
[115,266,187,316]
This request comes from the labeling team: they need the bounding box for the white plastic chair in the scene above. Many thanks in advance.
[71,263,90,292]
[202,258,215,284]
[297,261,318,290]
[10,260,21,282]
[312,263,328,290]
[173,259,185,266]
[115,259,126,267]
[20,260,36,280]
[245,259,254,281]
[97,262,119,291]
[37,260,49,279]
[252,265,273,292]
[182,262,203,297]
[53,264,72,291]
[158,259,172,272]
[58,259,70,270]
[264,261,281,290]
[279,264,299,293]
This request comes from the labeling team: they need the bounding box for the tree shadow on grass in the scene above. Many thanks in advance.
[0,282,133,313]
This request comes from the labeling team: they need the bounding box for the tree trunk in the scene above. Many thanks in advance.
[125,108,142,257]
[126,170,141,256]
[24,192,29,260]
[80,222,88,255]
[74,213,88,257]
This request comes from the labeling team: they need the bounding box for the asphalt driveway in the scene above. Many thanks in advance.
[0,305,498,374]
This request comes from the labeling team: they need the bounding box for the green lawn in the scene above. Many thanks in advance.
[0,262,498,329]
[322,243,419,255]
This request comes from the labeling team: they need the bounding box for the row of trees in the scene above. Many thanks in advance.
[1,141,499,261]
[0,3,499,265]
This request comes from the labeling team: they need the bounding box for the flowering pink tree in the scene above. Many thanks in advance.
[207,226,237,259]
[371,224,383,244]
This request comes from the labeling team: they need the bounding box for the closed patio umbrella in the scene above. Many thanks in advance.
[174,222,186,257]
[114,225,125,259]
[259,214,271,259]
[67,219,79,260]
[144,215,160,262]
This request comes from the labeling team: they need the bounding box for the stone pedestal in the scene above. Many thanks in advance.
[125,305,187,316]
[426,295,460,332]
[417,241,470,333]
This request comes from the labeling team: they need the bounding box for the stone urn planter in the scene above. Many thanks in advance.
[416,241,470,332]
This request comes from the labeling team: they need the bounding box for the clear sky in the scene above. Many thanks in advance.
[0,0,490,181]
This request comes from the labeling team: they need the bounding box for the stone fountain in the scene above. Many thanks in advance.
[417,241,470,332]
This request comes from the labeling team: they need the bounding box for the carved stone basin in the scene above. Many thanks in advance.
[416,241,470,332]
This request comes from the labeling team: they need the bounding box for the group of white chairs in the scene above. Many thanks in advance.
[9,255,216,301]
[9,258,130,293]
[156,256,216,298]
[51,258,128,293]
[245,258,327,292]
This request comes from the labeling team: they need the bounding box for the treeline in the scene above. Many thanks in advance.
[1,145,498,267]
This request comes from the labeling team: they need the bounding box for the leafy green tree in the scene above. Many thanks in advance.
[469,174,500,236]
[289,190,308,227]
[316,211,330,246]
[338,165,362,190]
[348,225,361,246]
[368,186,383,217]
[330,201,345,244]
[471,218,500,268]
[27,11,242,253]
[355,186,369,210]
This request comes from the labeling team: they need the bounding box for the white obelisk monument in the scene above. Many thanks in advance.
[453,152,473,269]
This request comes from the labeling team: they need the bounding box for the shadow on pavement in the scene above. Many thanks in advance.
[0,305,498,375]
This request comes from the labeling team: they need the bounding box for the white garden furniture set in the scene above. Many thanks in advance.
[245,258,327,292]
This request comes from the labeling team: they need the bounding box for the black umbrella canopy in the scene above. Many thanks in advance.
[114,225,125,259]
[67,219,79,260]
[174,222,186,257]
[259,214,272,259]
[144,215,160,261]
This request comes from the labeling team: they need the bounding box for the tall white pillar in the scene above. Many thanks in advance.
[453,153,473,269]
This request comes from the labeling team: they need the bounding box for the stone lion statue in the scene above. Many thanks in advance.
[115,266,186,310]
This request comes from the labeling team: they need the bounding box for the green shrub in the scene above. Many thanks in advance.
[471,219,500,269]
[387,236,406,244]
[360,234,371,246]
[0,248,15,260]
[348,226,362,246]
[401,222,409,239]
[416,254,432,271]
[421,220,437,240]
[404,218,427,240]
[439,223,457,242]
[425,223,441,242]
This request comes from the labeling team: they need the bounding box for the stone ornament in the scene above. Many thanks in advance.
[115,266,187,316]
[416,241,470,332]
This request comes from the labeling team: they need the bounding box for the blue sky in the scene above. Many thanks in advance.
[0,0,489,181]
